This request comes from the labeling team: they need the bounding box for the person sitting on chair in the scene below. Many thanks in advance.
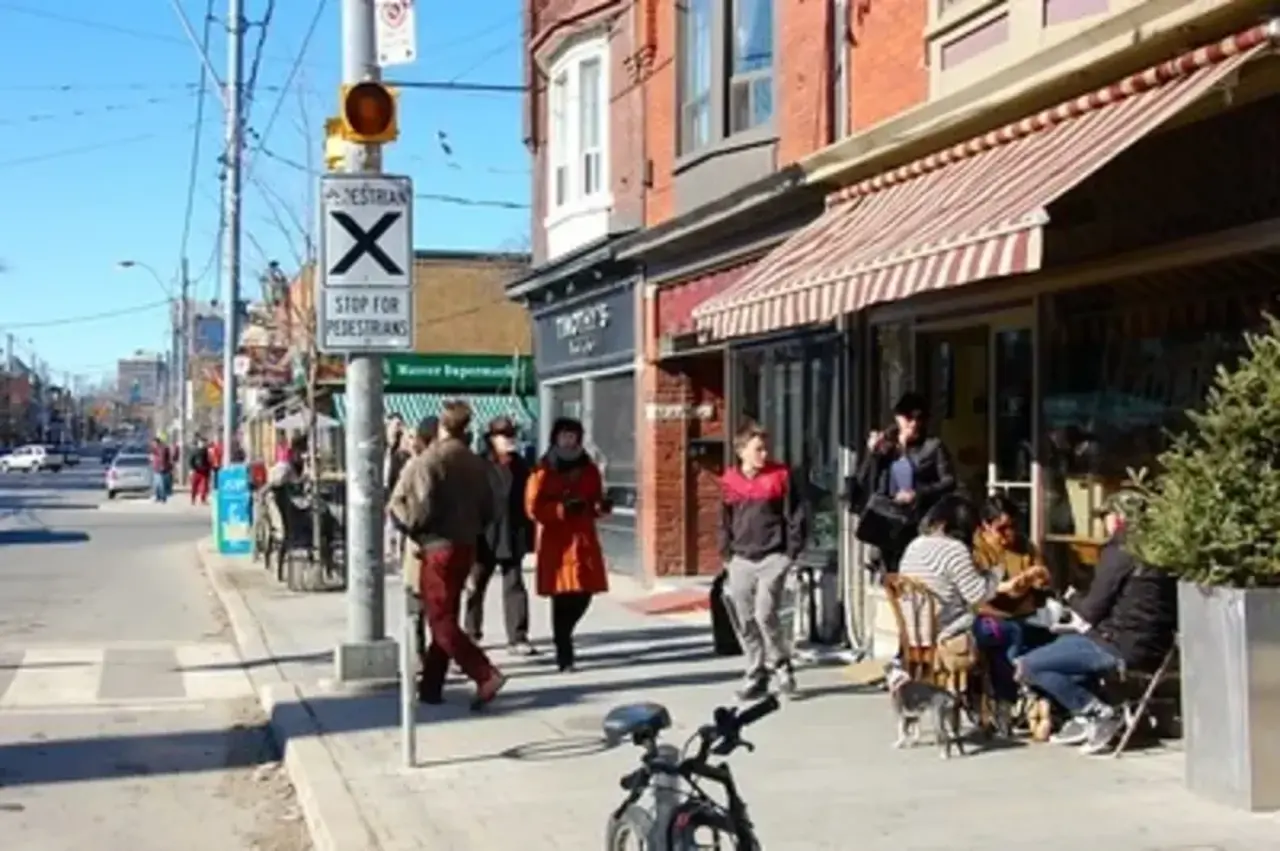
[1014,489,1178,754]
[972,495,1052,701]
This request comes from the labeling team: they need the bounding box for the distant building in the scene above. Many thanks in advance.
[116,351,166,406]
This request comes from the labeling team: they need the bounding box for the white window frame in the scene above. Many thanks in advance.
[549,71,570,209]
[544,37,612,228]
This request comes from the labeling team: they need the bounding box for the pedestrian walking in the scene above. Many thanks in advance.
[384,415,410,568]
[150,438,174,503]
[719,422,808,700]
[188,437,212,505]
[209,438,223,490]
[389,403,506,709]
[464,416,536,656]
[525,417,612,672]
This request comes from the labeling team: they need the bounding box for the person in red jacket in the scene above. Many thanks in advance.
[719,421,808,700]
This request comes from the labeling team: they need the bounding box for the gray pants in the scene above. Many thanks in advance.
[725,553,792,683]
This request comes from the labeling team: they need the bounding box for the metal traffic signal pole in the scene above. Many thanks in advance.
[338,0,390,666]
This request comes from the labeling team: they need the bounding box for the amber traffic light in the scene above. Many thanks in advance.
[340,82,398,143]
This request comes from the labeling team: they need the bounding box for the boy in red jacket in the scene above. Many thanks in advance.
[719,422,808,700]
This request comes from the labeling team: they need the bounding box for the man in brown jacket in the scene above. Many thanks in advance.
[388,401,507,709]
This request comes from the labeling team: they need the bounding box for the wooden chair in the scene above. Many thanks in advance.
[883,577,977,701]
[1109,639,1180,757]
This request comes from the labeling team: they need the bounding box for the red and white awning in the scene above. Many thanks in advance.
[692,24,1274,340]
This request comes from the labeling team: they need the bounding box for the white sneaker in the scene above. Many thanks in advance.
[1079,711,1124,755]
[1049,716,1091,746]
[773,666,797,699]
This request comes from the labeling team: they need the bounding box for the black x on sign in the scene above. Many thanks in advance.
[329,212,403,276]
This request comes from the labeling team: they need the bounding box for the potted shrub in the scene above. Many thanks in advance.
[1127,315,1280,812]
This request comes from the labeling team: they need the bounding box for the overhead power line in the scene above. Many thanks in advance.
[179,0,217,266]
[0,94,189,127]
[0,128,193,170]
[385,80,526,94]
[1,299,171,330]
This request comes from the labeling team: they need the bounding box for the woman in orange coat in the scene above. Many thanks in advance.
[525,417,611,671]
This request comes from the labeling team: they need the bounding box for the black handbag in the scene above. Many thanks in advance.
[854,493,913,551]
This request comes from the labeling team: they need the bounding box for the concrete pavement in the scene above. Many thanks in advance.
[200,540,1280,851]
[0,465,311,851]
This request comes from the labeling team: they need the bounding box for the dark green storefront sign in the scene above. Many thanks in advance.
[383,354,534,393]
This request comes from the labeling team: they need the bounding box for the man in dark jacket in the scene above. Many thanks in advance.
[1015,489,1178,754]
[463,416,536,656]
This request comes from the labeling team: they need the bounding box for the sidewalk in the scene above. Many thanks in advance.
[198,541,1279,851]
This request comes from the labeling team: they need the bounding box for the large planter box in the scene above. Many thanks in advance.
[1180,582,1280,812]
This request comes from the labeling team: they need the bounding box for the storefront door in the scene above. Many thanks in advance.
[987,309,1037,540]
[913,307,1038,539]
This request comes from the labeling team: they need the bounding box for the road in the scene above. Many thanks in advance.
[0,462,311,851]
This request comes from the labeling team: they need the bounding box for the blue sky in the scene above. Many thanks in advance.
[0,0,528,387]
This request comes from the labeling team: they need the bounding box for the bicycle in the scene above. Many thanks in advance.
[602,694,780,850]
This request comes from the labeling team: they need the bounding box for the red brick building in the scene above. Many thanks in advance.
[517,1,1279,594]
[512,0,923,578]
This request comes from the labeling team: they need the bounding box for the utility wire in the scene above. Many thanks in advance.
[179,0,218,273]
[241,0,277,128]
[0,128,192,170]
[0,94,188,127]
[245,0,327,167]
[1,300,171,330]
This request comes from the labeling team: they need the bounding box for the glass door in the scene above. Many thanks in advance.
[987,309,1038,540]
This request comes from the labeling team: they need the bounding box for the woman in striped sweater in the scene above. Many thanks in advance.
[899,496,1046,643]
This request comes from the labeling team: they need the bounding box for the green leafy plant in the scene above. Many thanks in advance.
[1126,314,1280,588]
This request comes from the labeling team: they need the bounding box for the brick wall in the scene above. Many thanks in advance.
[777,0,833,165]
[638,351,726,578]
[412,255,532,354]
[850,0,929,130]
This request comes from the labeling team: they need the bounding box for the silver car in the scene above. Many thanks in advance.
[106,453,155,499]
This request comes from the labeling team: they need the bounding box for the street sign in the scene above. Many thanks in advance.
[375,0,417,67]
[320,173,413,289]
[320,287,413,351]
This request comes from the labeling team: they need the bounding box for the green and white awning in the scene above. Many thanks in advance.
[333,392,538,435]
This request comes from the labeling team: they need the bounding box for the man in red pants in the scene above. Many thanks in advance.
[188,437,212,505]
[388,400,506,709]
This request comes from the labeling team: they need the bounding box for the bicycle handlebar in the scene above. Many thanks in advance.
[698,694,780,761]
[611,695,780,823]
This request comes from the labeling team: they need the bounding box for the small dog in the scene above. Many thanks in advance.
[885,665,967,759]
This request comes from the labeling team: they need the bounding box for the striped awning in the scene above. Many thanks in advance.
[692,25,1273,340]
[333,392,538,435]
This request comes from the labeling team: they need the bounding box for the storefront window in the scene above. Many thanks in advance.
[1040,268,1279,538]
[870,322,913,429]
[547,380,584,424]
[731,335,842,552]
[590,372,637,510]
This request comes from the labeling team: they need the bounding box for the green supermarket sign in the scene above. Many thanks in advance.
[382,354,534,392]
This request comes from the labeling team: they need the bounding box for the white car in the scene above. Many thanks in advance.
[105,453,155,499]
[0,444,66,473]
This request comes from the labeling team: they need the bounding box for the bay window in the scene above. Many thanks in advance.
[677,0,775,156]
[729,0,774,134]
[543,38,611,258]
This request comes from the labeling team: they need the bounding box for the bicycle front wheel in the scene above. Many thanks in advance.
[668,800,761,850]
[606,803,655,851]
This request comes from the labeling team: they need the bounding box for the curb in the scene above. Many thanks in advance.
[195,540,382,851]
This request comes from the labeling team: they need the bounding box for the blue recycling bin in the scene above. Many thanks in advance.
[214,462,253,556]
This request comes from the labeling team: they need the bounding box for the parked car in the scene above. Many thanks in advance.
[105,453,154,499]
[0,444,66,473]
